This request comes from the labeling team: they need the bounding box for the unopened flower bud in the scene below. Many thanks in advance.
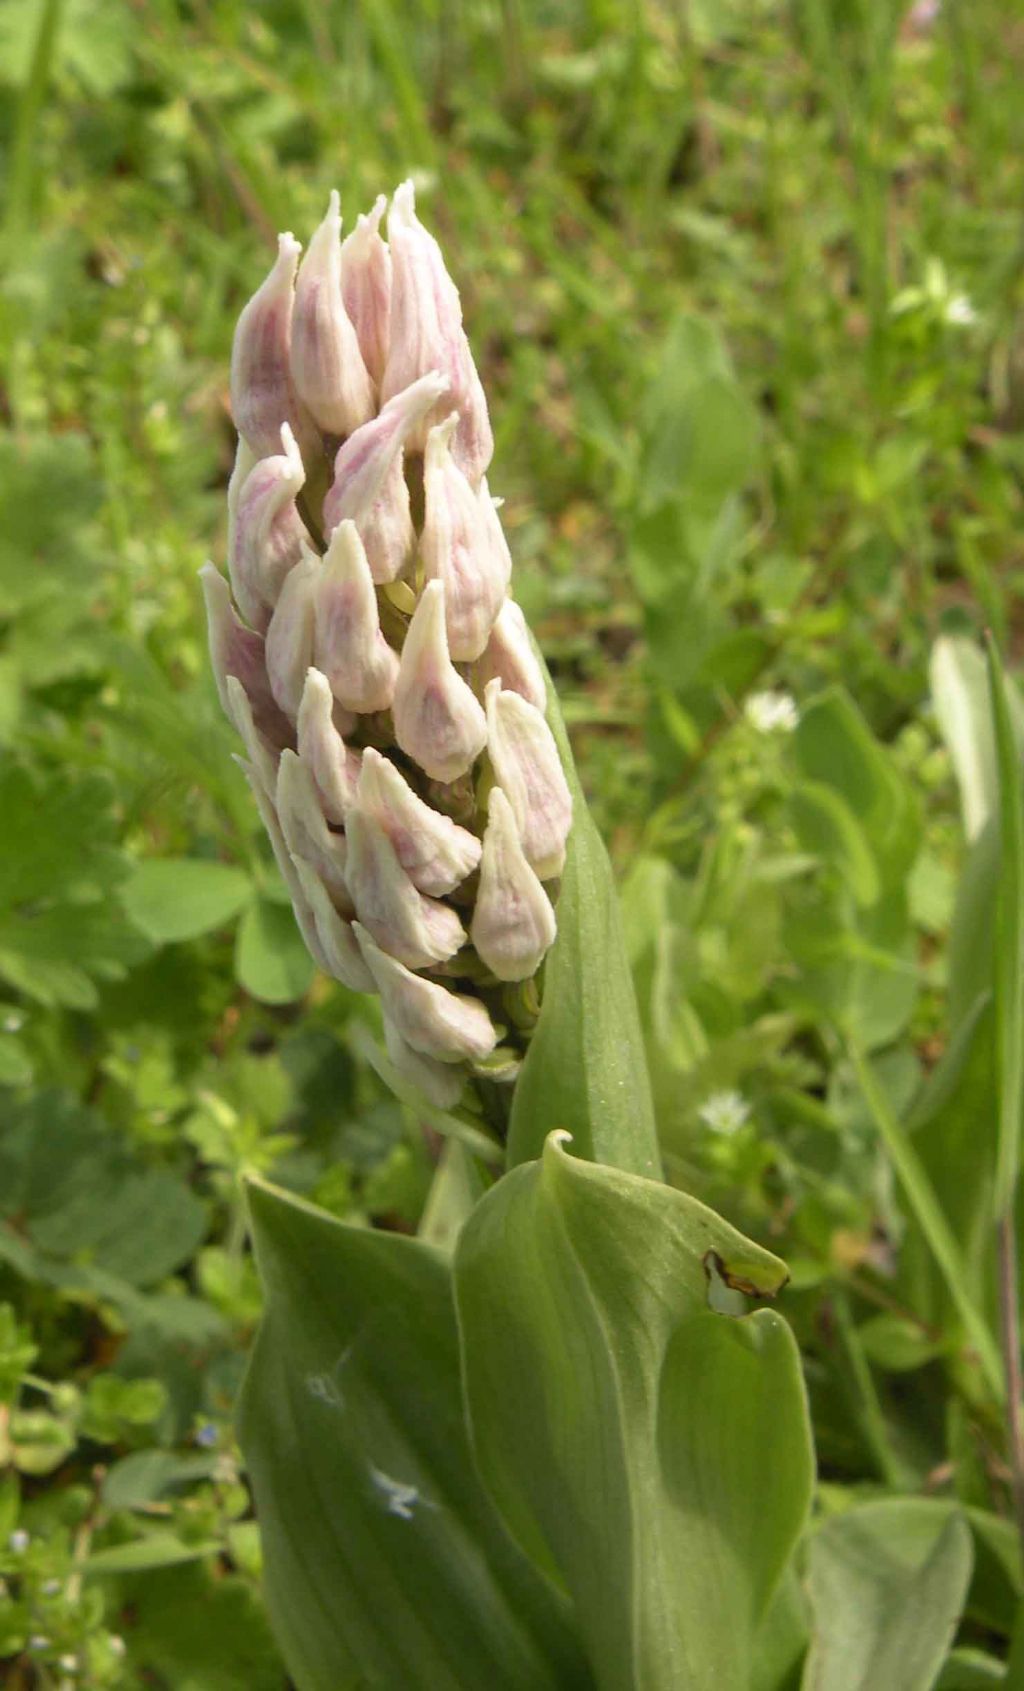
[475,596,547,713]
[290,854,375,992]
[340,194,391,388]
[276,750,350,907]
[357,746,480,896]
[382,181,493,483]
[225,674,279,798]
[292,191,376,438]
[421,416,510,660]
[238,760,331,976]
[345,807,466,969]
[322,371,448,582]
[354,924,497,1062]
[484,679,572,880]
[229,425,308,630]
[200,563,292,748]
[471,787,556,980]
[314,520,399,712]
[296,667,360,824]
[230,234,315,460]
[393,581,487,782]
[384,1017,464,1109]
[265,551,318,721]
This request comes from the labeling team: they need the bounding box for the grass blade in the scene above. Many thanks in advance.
[849,1041,1003,1401]
[985,633,1024,1221]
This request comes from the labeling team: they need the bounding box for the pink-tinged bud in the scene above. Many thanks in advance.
[225,674,279,798]
[383,1017,465,1109]
[345,807,466,969]
[291,192,376,439]
[322,371,448,582]
[237,759,330,977]
[421,417,511,660]
[357,746,480,896]
[265,550,318,722]
[276,749,350,908]
[484,679,572,880]
[290,854,375,992]
[340,194,391,389]
[475,597,547,713]
[471,787,556,981]
[382,182,493,484]
[229,424,308,630]
[200,563,292,749]
[296,667,360,825]
[393,580,487,782]
[313,520,399,713]
[353,923,497,1062]
[230,234,316,461]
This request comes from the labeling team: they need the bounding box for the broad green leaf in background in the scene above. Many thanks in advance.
[0,763,151,1008]
[795,688,920,890]
[454,1132,814,1691]
[802,1499,974,1691]
[508,663,660,1176]
[238,1180,591,1691]
[789,782,880,907]
[234,895,315,1005]
[123,858,253,944]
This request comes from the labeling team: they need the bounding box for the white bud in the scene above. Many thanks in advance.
[200,563,292,748]
[296,667,360,824]
[354,924,497,1062]
[393,580,487,782]
[322,371,448,582]
[229,424,308,629]
[276,749,350,908]
[265,550,318,722]
[290,854,375,991]
[383,1017,465,1109]
[471,787,556,980]
[484,680,572,880]
[225,674,279,797]
[313,520,399,713]
[475,597,547,713]
[382,181,493,484]
[357,746,480,896]
[340,194,391,388]
[421,417,510,660]
[345,807,465,969]
[237,759,330,976]
[292,191,376,438]
[229,233,316,460]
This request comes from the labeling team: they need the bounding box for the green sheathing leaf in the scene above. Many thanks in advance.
[454,1134,813,1691]
[237,1180,590,1691]
[508,662,660,1176]
[803,1500,974,1691]
[985,635,1024,1218]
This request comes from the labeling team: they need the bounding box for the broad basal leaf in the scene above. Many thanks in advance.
[238,1180,591,1691]
[454,1132,814,1691]
[507,662,661,1177]
[803,1499,973,1691]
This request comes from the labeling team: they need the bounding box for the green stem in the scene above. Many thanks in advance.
[849,1040,1004,1402]
[4,0,64,244]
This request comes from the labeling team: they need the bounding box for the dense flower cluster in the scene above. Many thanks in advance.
[203,182,571,1107]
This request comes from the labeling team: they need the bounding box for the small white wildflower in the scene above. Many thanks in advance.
[41,1578,61,1596]
[109,1636,126,1658]
[699,1090,752,1136]
[8,1530,29,1553]
[59,1654,78,1672]
[944,294,976,328]
[28,1635,50,1651]
[744,690,798,734]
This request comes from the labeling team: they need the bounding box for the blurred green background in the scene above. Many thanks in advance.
[2,0,1024,1682]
